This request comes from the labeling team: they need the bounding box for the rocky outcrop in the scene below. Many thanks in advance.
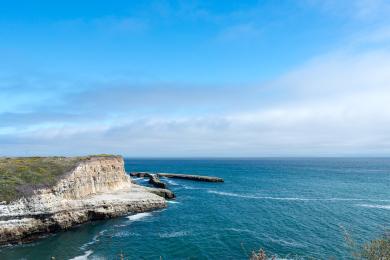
[148,175,167,189]
[0,156,166,245]
[157,173,224,182]
[130,172,152,178]
[146,187,176,199]
[130,172,168,189]
[131,171,223,182]
[129,172,175,199]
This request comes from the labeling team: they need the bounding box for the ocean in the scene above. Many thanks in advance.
[1,158,390,259]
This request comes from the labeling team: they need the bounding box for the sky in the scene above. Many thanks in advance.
[1,0,390,157]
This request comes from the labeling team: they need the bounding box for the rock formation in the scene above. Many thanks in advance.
[131,172,224,182]
[148,175,167,189]
[130,172,151,178]
[146,187,176,199]
[0,156,166,245]
[158,173,224,182]
[130,172,168,189]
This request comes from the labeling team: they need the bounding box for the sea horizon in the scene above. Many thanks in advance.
[2,0,390,258]
[3,157,390,259]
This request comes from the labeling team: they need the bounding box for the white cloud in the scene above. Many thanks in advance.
[3,47,390,157]
[2,5,390,156]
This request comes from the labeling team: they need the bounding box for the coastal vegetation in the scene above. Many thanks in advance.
[0,157,82,202]
[249,249,271,260]
[0,155,117,202]
[249,234,390,259]
[355,234,390,260]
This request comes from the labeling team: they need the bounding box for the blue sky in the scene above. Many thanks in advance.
[1,0,390,156]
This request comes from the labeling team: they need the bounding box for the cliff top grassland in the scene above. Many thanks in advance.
[0,155,118,202]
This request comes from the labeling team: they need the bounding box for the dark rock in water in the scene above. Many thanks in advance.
[130,172,152,178]
[129,172,173,199]
[146,188,175,199]
[131,171,223,183]
[149,175,167,189]
[157,173,224,182]
[130,172,168,189]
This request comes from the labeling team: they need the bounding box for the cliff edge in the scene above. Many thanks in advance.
[0,155,166,245]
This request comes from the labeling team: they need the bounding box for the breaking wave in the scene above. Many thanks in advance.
[69,250,93,260]
[357,204,390,209]
[207,191,390,202]
[159,231,189,238]
[127,212,152,221]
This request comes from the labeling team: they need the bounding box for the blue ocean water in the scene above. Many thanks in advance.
[1,158,390,259]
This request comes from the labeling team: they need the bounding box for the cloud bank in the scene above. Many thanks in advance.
[1,1,390,156]
[2,46,390,156]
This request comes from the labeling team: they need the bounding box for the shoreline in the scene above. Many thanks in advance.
[0,156,167,245]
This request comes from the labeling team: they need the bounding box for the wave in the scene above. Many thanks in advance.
[181,185,208,190]
[267,237,305,248]
[127,212,152,221]
[113,231,141,238]
[133,177,148,182]
[163,178,179,186]
[357,204,390,209]
[207,191,309,200]
[207,191,390,202]
[79,230,107,250]
[68,250,93,260]
[223,228,256,234]
[167,200,180,204]
[159,231,189,238]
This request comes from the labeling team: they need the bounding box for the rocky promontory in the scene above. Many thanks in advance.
[131,172,224,182]
[0,155,166,245]
[158,173,224,182]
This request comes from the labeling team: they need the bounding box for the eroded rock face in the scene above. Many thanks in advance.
[146,187,176,199]
[148,175,167,189]
[0,156,166,245]
[54,156,131,199]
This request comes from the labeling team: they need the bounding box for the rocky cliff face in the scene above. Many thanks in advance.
[0,156,166,245]
[53,156,131,199]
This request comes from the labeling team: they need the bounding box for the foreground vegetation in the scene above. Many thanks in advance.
[0,155,116,202]
[249,234,390,260]
[355,234,390,260]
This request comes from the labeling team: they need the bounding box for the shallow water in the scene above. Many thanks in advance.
[2,158,390,259]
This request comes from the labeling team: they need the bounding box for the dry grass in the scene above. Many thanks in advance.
[360,234,390,260]
[0,155,117,202]
[248,232,390,260]
[249,249,272,260]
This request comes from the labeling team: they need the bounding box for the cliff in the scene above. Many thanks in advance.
[0,156,166,245]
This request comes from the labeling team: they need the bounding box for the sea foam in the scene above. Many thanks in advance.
[69,250,93,260]
[357,204,390,209]
[159,231,189,238]
[127,212,152,221]
[207,190,390,202]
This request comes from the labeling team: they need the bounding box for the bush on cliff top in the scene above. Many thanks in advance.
[0,155,116,202]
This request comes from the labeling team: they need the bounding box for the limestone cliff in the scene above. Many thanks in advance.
[0,156,166,245]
